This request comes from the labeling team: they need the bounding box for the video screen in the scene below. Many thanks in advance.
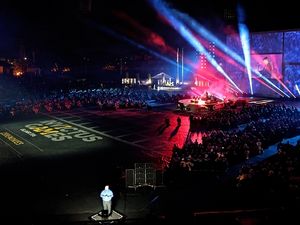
[284,65,300,95]
[251,54,283,80]
[251,32,283,54]
[284,31,300,63]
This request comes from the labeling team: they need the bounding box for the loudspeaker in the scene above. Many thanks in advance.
[128,163,158,187]
[146,168,156,185]
[135,168,146,185]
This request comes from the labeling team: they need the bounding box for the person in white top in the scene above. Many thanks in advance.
[100,185,114,216]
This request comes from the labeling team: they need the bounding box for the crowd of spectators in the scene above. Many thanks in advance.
[0,87,184,120]
[189,103,295,130]
[169,104,300,173]
[235,141,300,200]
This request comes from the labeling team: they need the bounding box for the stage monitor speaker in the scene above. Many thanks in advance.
[146,168,156,185]
[135,168,146,185]
[133,163,156,186]
[125,169,135,187]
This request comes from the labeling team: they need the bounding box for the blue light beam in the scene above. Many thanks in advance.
[174,10,290,97]
[237,4,253,94]
[150,0,243,93]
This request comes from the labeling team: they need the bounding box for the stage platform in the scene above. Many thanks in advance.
[178,96,276,113]
[90,210,125,224]
[178,98,224,112]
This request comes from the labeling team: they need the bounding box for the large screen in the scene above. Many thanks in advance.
[226,30,300,97]
[284,65,300,95]
[284,31,300,63]
[251,32,283,54]
[251,53,283,80]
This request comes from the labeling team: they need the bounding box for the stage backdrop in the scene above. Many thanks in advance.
[226,30,300,97]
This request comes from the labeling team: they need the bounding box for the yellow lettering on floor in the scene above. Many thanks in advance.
[0,131,24,145]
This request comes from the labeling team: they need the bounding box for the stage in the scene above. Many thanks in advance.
[178,96,276,113]
[90,210,125,224]
[178,98,225,112]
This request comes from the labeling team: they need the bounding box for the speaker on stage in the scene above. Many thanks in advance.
[126,163,160,188]
[146,168,156,185]
[135,168,146,185]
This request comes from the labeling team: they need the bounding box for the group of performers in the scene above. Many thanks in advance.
[190,91,219,104]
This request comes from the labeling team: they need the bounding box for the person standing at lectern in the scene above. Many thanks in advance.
[100,185,114,216]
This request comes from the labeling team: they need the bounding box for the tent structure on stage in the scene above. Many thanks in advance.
[152,72,174,87]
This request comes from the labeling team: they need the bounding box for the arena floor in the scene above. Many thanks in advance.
[0,105,191,224]
[0,106,191,166]
[1,100,300,225]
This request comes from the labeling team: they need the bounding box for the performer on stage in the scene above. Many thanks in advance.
[201,91,210,101]
[100,185,114,216]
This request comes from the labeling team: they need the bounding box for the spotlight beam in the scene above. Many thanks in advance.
[238,20,253,94]
[82,17,221,82]
[150,0,243,93]
[295,84,300,96]
[174,10,289,97]
[276,79,296,98]
[84,19,186,74]
[253,76,284,97]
